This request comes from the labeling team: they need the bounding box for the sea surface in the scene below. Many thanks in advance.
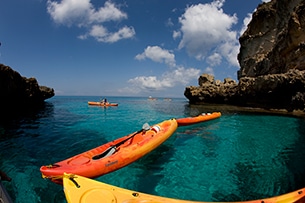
[0,96,305,203]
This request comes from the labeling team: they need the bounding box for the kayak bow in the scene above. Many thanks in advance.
[176,112,221,127]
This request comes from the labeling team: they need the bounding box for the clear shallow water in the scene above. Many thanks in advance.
[0,96,305,203]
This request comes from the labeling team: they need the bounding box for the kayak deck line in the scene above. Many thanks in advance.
[63,173,305,203]
[40,119,178,184]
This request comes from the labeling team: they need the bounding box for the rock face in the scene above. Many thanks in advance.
[184,0,305,112]
[238,0,305,78]
[0,64,55,113]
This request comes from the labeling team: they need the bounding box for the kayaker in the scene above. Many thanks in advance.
[100,98,108,105]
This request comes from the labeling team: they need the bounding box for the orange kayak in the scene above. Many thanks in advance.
[88,101,118,106]
[176,112,221,126]
[40,119,178,184]
[63,173,305,203]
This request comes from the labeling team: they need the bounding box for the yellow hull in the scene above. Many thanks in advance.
[63,173,305,203]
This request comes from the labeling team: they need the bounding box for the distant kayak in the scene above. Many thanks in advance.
[176,112,221,127]
[40,119,178,184]
[63,173,305,203]
[88,101,118,106]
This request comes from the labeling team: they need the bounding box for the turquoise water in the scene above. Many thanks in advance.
[0,96,305,203]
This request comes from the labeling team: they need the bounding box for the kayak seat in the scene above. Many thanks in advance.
[92,147,116,160]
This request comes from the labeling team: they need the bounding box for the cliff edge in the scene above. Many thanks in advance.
[0,64,55,114]
[184,0,305,112]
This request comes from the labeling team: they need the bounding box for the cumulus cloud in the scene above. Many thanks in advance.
[177,0,239,67]
[240,13,253,36]
[128,67,200,92]
[47,0,135,43]
[131,46,201,94]
[79,25,135,43]
[207,53,222,67]
[135,46,176,67]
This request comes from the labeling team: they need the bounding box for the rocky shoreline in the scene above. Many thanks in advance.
[185,69,305,113]
[184,0,305,114]
[0,64,54,117]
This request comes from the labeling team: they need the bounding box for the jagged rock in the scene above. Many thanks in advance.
[0,64,54,113]
[184,0,305,112]
[238,0,305,78]
[199,74,215,85]
[185,70,305,111]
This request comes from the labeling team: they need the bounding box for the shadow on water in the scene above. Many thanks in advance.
[0,99,111,203]
[179,103,305,201]
[289,119,305,189]
[131,141,176,194]
[187,103,305,118]
[0,101,55,139]
[220,118,305,202]
[0,101,57,202]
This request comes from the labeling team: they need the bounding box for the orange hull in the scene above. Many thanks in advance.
[88,101,118,106]
[40,119,178,184]
[176,112,221,126]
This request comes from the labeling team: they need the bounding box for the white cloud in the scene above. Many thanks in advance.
[177,0,239,66]
[207,53,222,66]
[173,30,181,39]
[128,76,170,91]
[133,45,201,94]
[240,13,253,36]
[47,0,91,26]
[203,67,214,76]
[81,25,135,43]
[88,1,127,23]
[219,41,239,66]
[127,66,200,92]
[135,46,176,67]
[165,66,201,85]
[47,0,135,43]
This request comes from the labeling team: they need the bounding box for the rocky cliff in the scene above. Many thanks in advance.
[184,0,305,112]
[238,0,305,78]
[0,64,54,114]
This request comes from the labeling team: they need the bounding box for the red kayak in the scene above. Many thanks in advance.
[40,119,178,184]
[176,112,221,126]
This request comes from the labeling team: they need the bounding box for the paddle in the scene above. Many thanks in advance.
[92,123,150,160]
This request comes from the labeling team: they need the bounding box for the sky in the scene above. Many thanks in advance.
[0,0,271,98]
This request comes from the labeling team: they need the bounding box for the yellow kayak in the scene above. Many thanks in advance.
[63,173,305,203]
